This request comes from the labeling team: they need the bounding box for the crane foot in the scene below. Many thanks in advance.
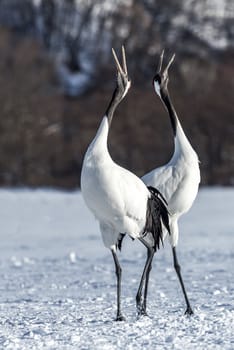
[115,314,126,321]
[184,307,194,316]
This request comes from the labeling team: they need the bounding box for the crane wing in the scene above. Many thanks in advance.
[142,164,184,207]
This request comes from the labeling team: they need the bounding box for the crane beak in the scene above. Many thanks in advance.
[164,53,175,74]
[112,48,125,76]
[112,46,131,96]
[157,49,165,74]
[153,52,175,96]
[112,46,128,77]
[121,45,128,76]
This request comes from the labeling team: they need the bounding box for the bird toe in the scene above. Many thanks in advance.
[184,307,194,316]
[115,314,126,322]
[137,307,150,318]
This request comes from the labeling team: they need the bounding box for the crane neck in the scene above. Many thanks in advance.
[85,87,124,161]
[86,78,130,163]
[105,87,122,127]
[161,92,178,136]
[161,90,196,160]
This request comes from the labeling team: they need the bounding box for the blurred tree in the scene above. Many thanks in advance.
[0,0,233,187]
[40,0,56,48]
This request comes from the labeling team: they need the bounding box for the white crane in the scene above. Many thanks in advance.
[81,47,170,321]
[141,51,200,315]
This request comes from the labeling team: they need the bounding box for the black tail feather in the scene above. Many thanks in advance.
[117,233,126,251]
[144,186,171,251]
[147,186,168,206]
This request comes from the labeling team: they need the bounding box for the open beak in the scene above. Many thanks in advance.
[112,46,129,80]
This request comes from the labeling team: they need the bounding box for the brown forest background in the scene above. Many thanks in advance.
[0,1,233,188]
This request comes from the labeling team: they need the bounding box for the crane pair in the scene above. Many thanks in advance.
[81,47,200,321]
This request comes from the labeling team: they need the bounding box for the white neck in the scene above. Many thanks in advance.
[84,116,112,167]
[154,81,198,164]
[172,118,198,164]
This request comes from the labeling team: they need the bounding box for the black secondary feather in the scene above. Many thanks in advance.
[117,233,126,251]
[147,185,168,206]
[144,186,171,251]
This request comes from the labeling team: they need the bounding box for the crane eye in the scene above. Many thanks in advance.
[154,74,161,84]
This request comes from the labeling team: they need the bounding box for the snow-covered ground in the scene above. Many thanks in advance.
[0,187,233,349]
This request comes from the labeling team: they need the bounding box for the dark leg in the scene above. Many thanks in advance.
[142,251,153,314]
[111,249,126,321]
[172,247,193,315]
[136,238,155,316]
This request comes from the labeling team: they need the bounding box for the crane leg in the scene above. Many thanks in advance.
[172,247,194,315]
[142,250,153,313]
[136,238,155,316]
[111,249,126,321]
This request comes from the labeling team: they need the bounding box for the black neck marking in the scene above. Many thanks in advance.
[161,92,177,137]
[105,87,122,126]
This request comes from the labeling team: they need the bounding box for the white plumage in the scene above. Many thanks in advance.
[81,116,150,248]
[142,113,200,246]
[141,51,200,315]
[81,47,170,321]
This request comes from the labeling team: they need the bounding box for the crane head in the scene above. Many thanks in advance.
[112,46,131,100]
[153,50,175,99]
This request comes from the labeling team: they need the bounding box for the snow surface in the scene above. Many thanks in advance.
[0,187,233,349]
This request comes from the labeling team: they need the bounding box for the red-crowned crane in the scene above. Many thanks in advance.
[141,51,200,315]
[81,47,170,321]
